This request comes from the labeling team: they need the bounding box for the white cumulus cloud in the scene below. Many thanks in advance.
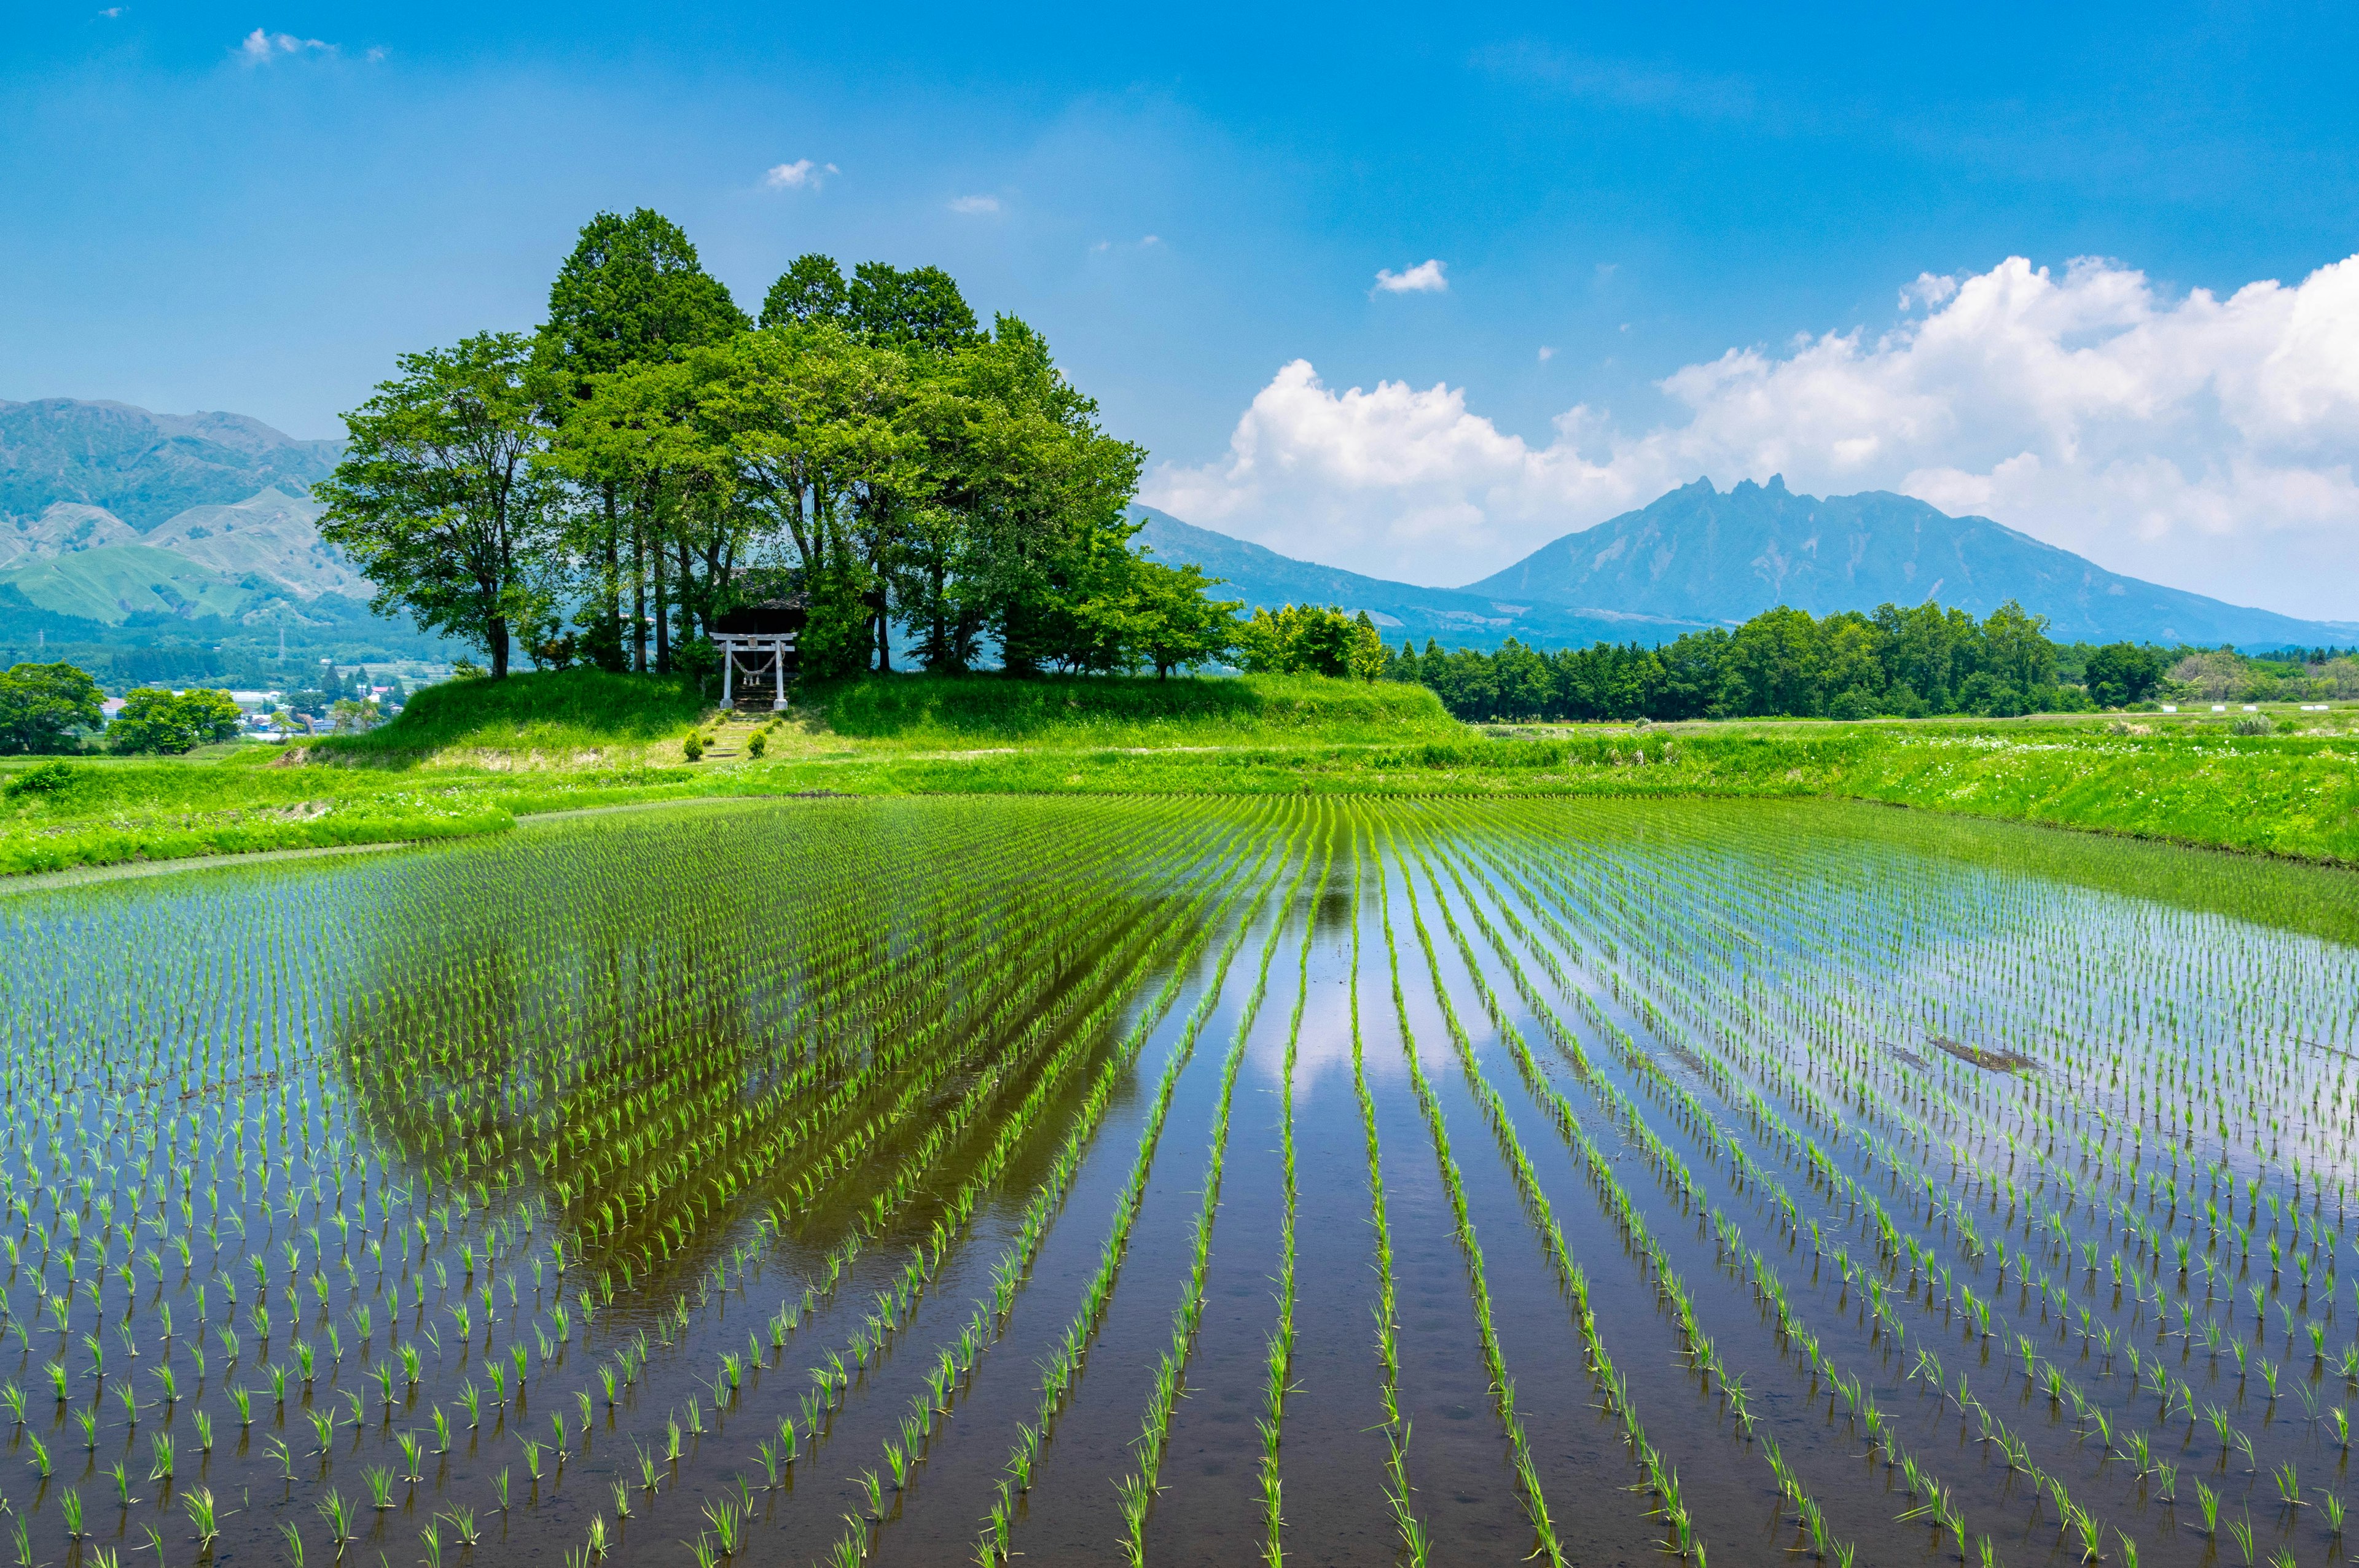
[764,160,837,191]
[948,194,1001,215]
[238,28,331,62]
[1372,259,1448,296]
[1144,252,2359,620]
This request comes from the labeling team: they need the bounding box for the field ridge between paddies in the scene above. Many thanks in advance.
[2,668,2357,876]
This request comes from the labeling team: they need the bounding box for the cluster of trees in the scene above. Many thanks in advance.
[2165,647,2359,703]
[1233,605,1388,681]
[1390,601,2130,722]
[0,663,242,756]
[108,688,244,754]
[320,210,1240,681]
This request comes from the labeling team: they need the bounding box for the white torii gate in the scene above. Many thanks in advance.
[714,631,797,711]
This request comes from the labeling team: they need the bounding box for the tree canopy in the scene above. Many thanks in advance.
[327,214,1238,682]
[0,662,104,754]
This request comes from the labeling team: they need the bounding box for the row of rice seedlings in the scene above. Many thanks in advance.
[1345,829,1430,1566]
[690,811,1285,1558]
[1402,832,1868,1542]
[551,805,1229,1265]
[1600,864,2329,1511]
[1256,819,1329,1567]
[447,806,1269,1557]
[1367,828,1567,1567]
[1094,825,1321,1556]
[1472,806,2340,1537]
[568,810,1258,1448]
[1463,817,2142,1527]
[1425,812,2094,1555]
[1400,825,1875,1562]
[0,801,1238,1556]
[641,808,1278,1559]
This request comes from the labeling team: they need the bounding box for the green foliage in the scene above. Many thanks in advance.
[2082,641,2169,706]
[316,333,558,679]
[108,688,243,755]
[327,699,383,735]
[335,212,1236,688]
[0,660,103,754]
[2,760,77,798]
[1235,605,1387,680]
[1396,598,2083,721]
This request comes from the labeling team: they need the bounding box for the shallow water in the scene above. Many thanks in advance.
[0,795,2353,1567]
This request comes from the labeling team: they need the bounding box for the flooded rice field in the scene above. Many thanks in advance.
[2,795,2356,1567]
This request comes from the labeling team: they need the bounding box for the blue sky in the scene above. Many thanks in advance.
[5,3,2357,614]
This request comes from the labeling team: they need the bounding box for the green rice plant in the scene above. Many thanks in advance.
[316,1486,352,1548]
[183,1486,219,1547]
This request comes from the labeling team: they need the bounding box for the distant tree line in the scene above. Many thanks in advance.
[319,209,1240,681]
[1387,601,2181,722]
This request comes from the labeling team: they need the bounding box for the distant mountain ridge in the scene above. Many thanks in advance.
[1129,507,1715,652]
[0,399,364,634]
[1,398,340,532]
[3,398,2345,655]
[1461,476,2358,649]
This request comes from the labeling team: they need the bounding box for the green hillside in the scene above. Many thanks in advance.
[0,544,262,624]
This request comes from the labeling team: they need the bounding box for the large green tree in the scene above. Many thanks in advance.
[538,209,748,673]
[0,661,103,754]
[318,333,557,679]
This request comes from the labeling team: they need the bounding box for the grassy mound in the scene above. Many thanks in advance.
[814,672,1460,742]
[313,669,710,759]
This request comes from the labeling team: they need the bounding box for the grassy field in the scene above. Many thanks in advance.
[2,669,2354,876]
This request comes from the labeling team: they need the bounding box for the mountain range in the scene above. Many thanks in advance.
[2,398,2347,657]
[1136,479,2358,651]
[0,399,372,638]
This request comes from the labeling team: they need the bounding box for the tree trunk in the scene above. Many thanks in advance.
[654,544,671,674]
[603,485,620,641]
[488,616,511,679]
[631,515,647,674]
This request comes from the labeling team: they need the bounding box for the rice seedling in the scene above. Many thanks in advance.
[4,795,2352,1562]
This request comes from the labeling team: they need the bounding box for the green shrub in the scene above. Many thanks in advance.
[681,731,705,762]
[2,760,77,798]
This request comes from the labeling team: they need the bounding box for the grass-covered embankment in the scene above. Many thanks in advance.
[3,669,2355,877]
[816,671,1458,743]
[311,666,710,762]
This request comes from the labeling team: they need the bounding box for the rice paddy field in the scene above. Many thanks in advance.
[3,794,2358,1568]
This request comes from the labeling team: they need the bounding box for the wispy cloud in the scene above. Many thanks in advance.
[238,28,332,63]
[1372,259,1449,296]
[948,194,1000,215]
[764,160,837,192]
